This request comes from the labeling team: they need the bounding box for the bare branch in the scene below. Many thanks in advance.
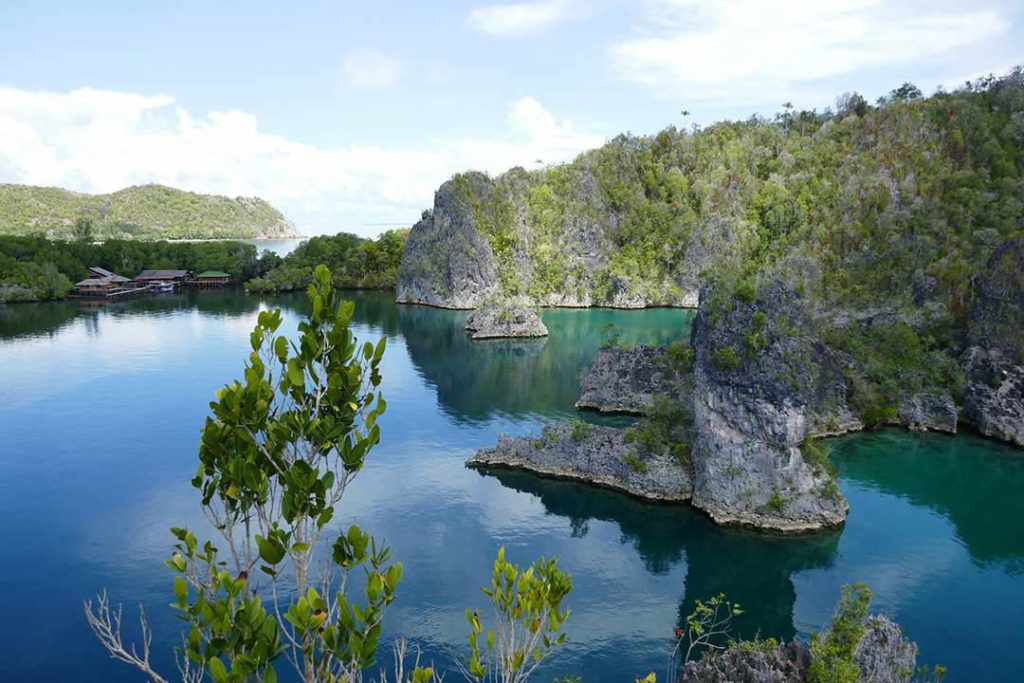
[84,591,170,683]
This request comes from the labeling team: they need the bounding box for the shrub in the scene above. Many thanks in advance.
[662,341,696,374]
[800,435,837,477]
[734,278,757,304]
[571,418,592,442]
[622,451,649,474]
[466,547,573,682]
[807,583,872,683]
[711,347,742,371]
[766,489,787,514]
[624,395,695,468]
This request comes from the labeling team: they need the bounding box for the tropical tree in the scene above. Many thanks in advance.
[463,547,573,683]
[86,265,404,683]
[73,216,94,242]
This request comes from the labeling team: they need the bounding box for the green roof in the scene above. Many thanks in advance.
[196,270,231,278]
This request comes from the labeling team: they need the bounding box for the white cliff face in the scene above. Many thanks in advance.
[396,173,502,309]
[575,345,675,414]
[688,280,849,532]
[691,370,847,532]
[960,239,1024,447]
[961,347,1024,447]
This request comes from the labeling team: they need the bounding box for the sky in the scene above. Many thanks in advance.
[0,0,1020,237]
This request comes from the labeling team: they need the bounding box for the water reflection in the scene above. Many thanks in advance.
[831,429,1024,573]
[398,303,692,422]
[483,469,840,643]
[2,290,1023,681]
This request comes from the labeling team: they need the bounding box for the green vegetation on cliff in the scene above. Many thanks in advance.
[245,229,408,293]
[0,183,296,240]
[415,69,1024,311]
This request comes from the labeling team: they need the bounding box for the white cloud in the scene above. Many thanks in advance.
[342,48,402,89]
[0,87,604,235]
[611,0,1006,103]
[467,0,572,36]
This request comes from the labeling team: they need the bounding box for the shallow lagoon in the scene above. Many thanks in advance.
[1,290,1022,681]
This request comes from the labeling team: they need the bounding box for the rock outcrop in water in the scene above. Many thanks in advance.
[852,615,919,683]
[467,422,693,502]
[575,345,677,413]
[960,240,1024,446]
[688,280,849,532]
[679,640,810,682]
[679,614,916,683]
[961,347,1024,446]
[897,393,958,434]
[464,300,548,339]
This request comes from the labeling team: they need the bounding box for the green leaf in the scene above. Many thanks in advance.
[287,360,304,386]
[256,535,286,565]
[273,335,288,362]
[207,657,228,683]
[173,576,188,607]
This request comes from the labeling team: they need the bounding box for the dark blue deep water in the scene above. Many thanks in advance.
[1,290,1022,681]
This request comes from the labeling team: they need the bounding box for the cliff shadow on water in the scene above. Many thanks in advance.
[478,467,841,644]
[396,302,694,423]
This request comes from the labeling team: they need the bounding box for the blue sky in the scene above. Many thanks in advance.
[1,0,1021,236]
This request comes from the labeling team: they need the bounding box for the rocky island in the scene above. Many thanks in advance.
[436,74,1024,536]
[469,422,691,501]
[464,299,548,339]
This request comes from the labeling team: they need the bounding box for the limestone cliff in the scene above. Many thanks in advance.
[396,166,739,309]
[688,280,849,532]
[679,614,916,683]
[575,345,678,413]
[961,239,1024,446]
[396,173,502,308]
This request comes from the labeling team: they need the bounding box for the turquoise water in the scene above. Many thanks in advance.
[0,290,1022,681]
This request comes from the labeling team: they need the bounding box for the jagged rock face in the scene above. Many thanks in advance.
[960,240,1024,446]
[396,167,701,309]
[961,346,1024,447]
[897,393,957,434]
[396,173,501,309]
[689,281,849,532]
[679,614,916,683]
[969,239,1024,361]
[679,640,810,682]
[853,615,918,683]
[467,422,693,502]
[576,345,675,413]
[464,302,548,339]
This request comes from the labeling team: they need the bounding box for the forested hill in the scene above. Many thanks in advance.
[398,69,1024,315]
[0,183,298,240]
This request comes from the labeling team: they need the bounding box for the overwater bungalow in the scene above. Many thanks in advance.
[135,269,194,289]
[194,270,232,288]
[74,267,136,297]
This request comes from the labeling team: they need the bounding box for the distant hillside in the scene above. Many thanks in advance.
[0,183,298,240]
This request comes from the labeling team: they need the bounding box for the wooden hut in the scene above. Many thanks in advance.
[135,269,193,289]
[74,275,133,297]
[75,266,135,297]
[194,271,232,288]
